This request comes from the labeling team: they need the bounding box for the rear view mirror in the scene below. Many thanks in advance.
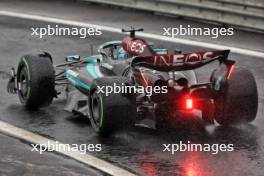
[154,48,168,55]
[65,55,80,62]
[174,49,182,54]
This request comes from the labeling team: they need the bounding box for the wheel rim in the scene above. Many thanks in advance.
[18,67,29,100]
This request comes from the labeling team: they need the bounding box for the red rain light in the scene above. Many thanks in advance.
[227,65,234,80]
[186,98,193,109]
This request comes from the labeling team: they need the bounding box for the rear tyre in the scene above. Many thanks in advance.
[88,77,136,136]
[17,55,55,110]
[214,67,258,125]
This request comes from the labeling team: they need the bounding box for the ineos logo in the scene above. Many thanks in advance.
[185,53,202,64]
[130,41,146,54]
[172,52,213,65]
[153,52,214,66]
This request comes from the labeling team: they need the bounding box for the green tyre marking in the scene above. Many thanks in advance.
[22,57,30,80]
[99,94,104,129]
[21,57,31,99]
[92,81,104,129]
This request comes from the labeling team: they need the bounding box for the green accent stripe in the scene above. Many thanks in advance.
[65,71,90,90]
[92,82,104,129]
[27,87,31,99]
[86,63,98,79]
[99,95,104,128]
[22,57,30,80]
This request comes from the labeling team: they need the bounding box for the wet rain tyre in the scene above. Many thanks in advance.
[17,55,55,110]
[88,77,136,136]
[214,67,258,125]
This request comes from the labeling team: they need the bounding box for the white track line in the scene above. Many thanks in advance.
[0,10,263,58]
[0,120,137,176]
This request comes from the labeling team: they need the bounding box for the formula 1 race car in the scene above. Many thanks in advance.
[7,27,258,136]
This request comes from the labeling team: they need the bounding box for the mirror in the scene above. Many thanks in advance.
[154,48,168,55]
[65,55,80,62]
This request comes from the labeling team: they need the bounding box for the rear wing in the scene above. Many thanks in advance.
[131,50,231,71]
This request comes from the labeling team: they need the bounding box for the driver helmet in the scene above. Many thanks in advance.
[117,48,126,60]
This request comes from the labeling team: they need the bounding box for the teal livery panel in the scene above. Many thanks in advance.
[64,62,104,94]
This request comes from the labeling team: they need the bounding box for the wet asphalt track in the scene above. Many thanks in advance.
[0,16,264,176]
